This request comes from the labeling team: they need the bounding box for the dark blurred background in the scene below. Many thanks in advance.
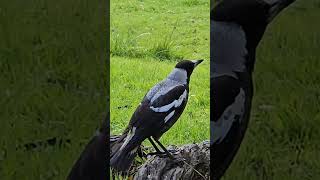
[213,0,320,179]
[0,0,108,179]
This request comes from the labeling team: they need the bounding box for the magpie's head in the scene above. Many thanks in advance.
[212,0,295,25]
[212,0,295,47]
[175,59,203,78]
[211,0,294,72]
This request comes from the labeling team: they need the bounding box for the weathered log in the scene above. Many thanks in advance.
[111,135,210,180]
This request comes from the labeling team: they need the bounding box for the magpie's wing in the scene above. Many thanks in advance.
[124,84,187,141]
[128,84,187,126]
[150,84,187,110]
[211,75,245,144]
[211,74,252,180]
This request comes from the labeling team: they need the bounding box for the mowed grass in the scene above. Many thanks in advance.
[0,0,107,179]
[110,0,210,145]
[223,1,320,180]
[111,0,209,60]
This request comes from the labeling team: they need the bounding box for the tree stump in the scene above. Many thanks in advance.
[111,135,210,180]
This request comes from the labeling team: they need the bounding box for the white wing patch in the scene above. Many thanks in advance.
[146,69,187,103]
[120,127,136,151]
[164,110,175,123]
[150,85,178,103]
[212,88,245,144]
[150,90,187,112]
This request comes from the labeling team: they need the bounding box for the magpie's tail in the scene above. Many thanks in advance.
[67,113,109,180]
[110,145,139,173]
[110,129,141,173]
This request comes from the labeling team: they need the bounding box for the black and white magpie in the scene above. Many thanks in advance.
[210,0,295,179]
[110,59,203,172]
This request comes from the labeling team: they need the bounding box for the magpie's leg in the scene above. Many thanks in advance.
[147,137,165,156]
[153,138,174,159]
[137,146,147,158]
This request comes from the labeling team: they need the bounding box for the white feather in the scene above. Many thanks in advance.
[150,90,187,112]
[212,88,245,144]
[150,85,178,103]
[164,110,175,123]
[120,127,136,151]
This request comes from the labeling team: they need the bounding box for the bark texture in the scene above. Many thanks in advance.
[111,135,210,180]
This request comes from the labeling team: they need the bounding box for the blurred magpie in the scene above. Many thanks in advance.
[110,60,203,172]
[67,114,108,180]
[210,0,295,179]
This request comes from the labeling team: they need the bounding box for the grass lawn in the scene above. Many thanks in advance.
[0,0,107,179]
[222,1,320,179]
[110,0,210,146]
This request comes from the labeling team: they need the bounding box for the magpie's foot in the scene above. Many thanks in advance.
[167,149,179,155]
[149,151,174,159]
[174,156,186,162]
[172,156,186,166]
[138,150,147,158]
[146,151,165,157]
[147,150,179,159]
[156,152,171,158]
[140,153,148,159]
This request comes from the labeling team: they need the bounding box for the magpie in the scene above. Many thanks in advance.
[67,114,108,180]
[110,59,203,173]
[210,0,295,179]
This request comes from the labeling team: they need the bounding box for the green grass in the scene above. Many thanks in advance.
[0,0,108,179]
[111,0,209,60]
[222,1,320,179]
[110,0,210,146]
[1,0,319,179]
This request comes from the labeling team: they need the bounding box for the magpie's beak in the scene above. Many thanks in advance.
[192,59,204,68]
[266,0,295,23]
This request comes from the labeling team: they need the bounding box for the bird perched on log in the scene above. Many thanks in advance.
[210,0,295,179]
[111,60,203,173]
